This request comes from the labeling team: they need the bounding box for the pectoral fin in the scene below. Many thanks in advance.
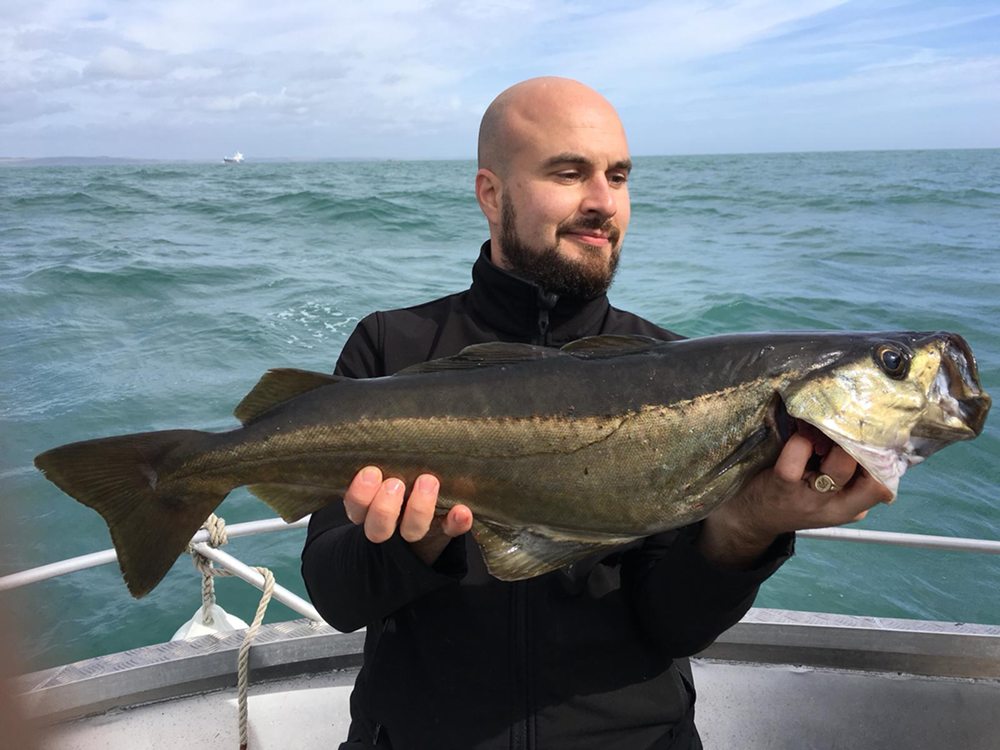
[472,516,637,581]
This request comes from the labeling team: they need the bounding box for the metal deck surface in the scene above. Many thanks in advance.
[22,609,1000,749]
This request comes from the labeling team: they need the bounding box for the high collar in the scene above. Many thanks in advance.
[468,241,611,345]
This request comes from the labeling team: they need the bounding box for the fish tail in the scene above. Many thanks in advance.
[34,429,227,598]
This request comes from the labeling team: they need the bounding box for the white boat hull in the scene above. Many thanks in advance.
[24,609,1000,749]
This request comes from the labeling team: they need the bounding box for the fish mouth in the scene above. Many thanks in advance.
[772,397,840,454]
[766,398,843,480]
[912,332,991,442]
[769,391,911,497]
[773,397,906,495]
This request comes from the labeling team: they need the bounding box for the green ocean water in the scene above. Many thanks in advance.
[1,151,998,672]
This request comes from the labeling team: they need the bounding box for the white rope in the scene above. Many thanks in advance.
[188,513,275,750]
[238,566,274,750]
[188,513,229,625]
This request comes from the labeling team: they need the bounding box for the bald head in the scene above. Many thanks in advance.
[477,77,626,176]
[472,76,632,298]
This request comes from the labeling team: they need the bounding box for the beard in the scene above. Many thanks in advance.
[498,197,621,300]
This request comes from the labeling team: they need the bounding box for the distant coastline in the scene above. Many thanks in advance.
[0,155,406,167]
[0,156,166,167]
[2,147,998,168]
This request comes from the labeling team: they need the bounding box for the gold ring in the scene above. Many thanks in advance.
[811,473,840,493]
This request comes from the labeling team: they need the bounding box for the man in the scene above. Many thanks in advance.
[302,77,891,749]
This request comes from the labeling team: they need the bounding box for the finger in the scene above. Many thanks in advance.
[344,466,382,524]
[441,504,473,537]
[817,444,859,489]
[820,475,892,525]
[797,422,834,457]
[364,477,406,543]
[855,471,895,504]
[773,434,815,483]
[399,474,440,543]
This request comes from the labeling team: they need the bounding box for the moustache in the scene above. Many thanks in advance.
[558,217,621,245]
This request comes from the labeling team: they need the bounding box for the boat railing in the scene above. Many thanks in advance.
[2,520,999,619]
[798,526,1000,554]
[0,517,322,621]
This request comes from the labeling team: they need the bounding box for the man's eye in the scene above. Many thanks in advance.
[556,171,580,181]
[609,172,628,186]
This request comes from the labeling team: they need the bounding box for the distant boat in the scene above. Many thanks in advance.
[222,151,244,164]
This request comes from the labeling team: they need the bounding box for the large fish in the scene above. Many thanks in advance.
[35,332,990,598]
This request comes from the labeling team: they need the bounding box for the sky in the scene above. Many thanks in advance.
[2,0,999,159]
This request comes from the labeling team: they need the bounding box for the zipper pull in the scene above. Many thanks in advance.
[535,289,558,345]
[537,309,550,343]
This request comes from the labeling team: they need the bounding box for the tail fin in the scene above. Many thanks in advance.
[34,430,227,598]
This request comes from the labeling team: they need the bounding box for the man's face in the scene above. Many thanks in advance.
[492,100,631,299]
[499,195,621,299]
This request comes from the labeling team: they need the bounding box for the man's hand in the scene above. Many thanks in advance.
[343,466,473,565]
[699,429,895,569]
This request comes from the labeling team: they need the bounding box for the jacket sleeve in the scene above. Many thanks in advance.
[622,522,794,656]
[302,506,467,632]
[300,314,467,632]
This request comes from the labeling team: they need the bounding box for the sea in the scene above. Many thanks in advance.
[1,150,998,673]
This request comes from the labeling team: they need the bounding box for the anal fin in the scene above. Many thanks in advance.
[247,483,342,522]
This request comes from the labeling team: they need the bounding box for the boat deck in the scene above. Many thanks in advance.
[24,609,1000,749]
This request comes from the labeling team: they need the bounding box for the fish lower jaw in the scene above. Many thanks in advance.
[828,435,906,497]
[798,417,907,496]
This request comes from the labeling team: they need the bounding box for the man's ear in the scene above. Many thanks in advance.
[475,168,502,225]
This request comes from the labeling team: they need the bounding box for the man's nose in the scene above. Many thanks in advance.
[580,175,617,217]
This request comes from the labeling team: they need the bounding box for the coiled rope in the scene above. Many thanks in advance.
[189,513,275,750]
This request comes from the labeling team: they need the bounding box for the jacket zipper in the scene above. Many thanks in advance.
[371,618,391,746]
[520,288,554,747]
[534,289,558,346]
[510,581,532,750]
[536,309,550,346]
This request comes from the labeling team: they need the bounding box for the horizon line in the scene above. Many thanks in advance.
[3,145,999,167]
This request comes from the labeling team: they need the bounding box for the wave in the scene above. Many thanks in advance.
[12,190,108,210]
[6,153,999,673]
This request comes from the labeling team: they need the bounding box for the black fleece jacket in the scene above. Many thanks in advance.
[301,242,793,750]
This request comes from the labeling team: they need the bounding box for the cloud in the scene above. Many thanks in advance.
[0,29,82,93]
[548,0,849,78]
[0,92,70,125]
[1,1,998,157]
[2,1,525,141]
[85,46,168,80]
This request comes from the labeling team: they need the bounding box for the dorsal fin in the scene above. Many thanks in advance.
[398,341,558,374]
[235,368,343,424]
[560,334,663,358]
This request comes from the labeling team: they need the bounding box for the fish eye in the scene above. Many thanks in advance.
[874,344,909,379]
